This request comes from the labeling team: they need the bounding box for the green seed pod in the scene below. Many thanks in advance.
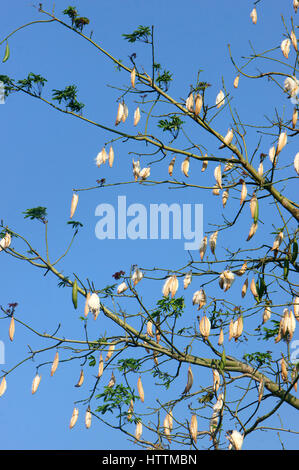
[291,240,298,264]
[72,279,78,309]
[283,259,289,280]
[253,199,259,224]
[3,42,10,63]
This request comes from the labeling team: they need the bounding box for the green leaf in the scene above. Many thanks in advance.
[122,26,151,43]
[23,207,47,221]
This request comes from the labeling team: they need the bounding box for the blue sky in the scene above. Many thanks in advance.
[0,0,298,450]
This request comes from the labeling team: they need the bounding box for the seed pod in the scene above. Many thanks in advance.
[95,147,107,167]
[291,30,298,52]
[222,189,229,208]
[294,153,299,176]
[201,159,208,172]
[269,145,276,164]
[105,344,115,362]
[220,270,235,292]
[212,184,220,196]
[0,232,11,252]
[213,369,220,392]
[183,365,193,394]
[70,193,79,219]
[247,222,258,241]
[131,267,143,286]
[139,167,151,180]
[181,156,190,177]
[184,270,192,289]
[107,371,116,388]
[281,38,291,59]
[258,379,264,403]
[72,279,78,310]
[117,281,128,294]
[258,161,263,176]
[240,180,247,205]
[146,320,155,338]
[219,128,234,149]
[88,293,100,319]
[226,430,244,451]
[199,315,211,340]
[131,67,136,88]
[292,108,298,130]
[134,106,141,126]
[235,261,247,277]
[127,399,134,420]
[132,159,141,181]
[235,315,243,340]
[199,236,207,260]
[213,393,224,412]
[122,103,129,123]
[250,7,257,24]
[263,304,271,324]
[241,278,248,298]
[214,164,222,189]
[162,275,179,298]
[250,278,259,300]
[216,90,225,108]
[69,407,79,429]
[163,414,171,443]
[108,145,114,168]
[50,351,59,377]
[281,357,288,383]
[167,409,173,431]
[194,94,202,115]
[233,75,240,88]
[218,328,224,346]
[115,102,124,126]
[291,367,298,392]
[137,376,144,403]
[192,289,206,310]
[228,319,235,341]
[271,231,284,252]
[186,92,194,112]
[209,231,218,255]
[250,193,257,219]
[168,156,176,176]
[294,0,299,13]
[9,316,15,341]
[84,292,91,317]
[276,132,287,155]
[189,414,198,443]
[135,421,142,441]
[2,42,10,63]
[32,373,41,394]
[0,377,7,397]
[97,353,104,378]
[294,296,299,320]
[75,369,84,387]
[85,407,92,429]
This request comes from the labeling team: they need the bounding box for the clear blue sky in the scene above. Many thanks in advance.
[0,0,298,450]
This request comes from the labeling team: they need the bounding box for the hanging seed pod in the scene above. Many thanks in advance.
[108,146,114,168]
[32,373,41,394]
[235,316,243,340]
[95,147,107,167]
[199,315,211,340]
[127,399,134,420]
[84,292,91,317]
[132,159,141,181]
[105,344,115,362]
[107,371,116,388]
[294,153,299,176]
[263,304,271,324]
[226,430,244,450]
[258,161,263,176]
[233,75,240,88]
[250,193,257,219]
[281,357,288,383]
[268,145,276,165]
[70,193,79,219]
[212,369,221,392]
[213,393,224,412]
[69,407,79,429]
[281,38,291,59]
[184,270,192,289]
[139,167,151,180]
[294,296,299,320]
[222,189,229,208]
[72,279,78,310]
[137,376,144,403]
[218,328,224,346]
[293,108,298,130]
[131,267,143,286]
[214,164,222,189]
[284,76,299,97]
[212,184,220,196]
[186,92,194,112]
[115,102,124,126]
[181,156,190,177]
[219,272,225,290]
[228,319,235,341]
[168,156,176,176]
[258,379,264,403]
[216,90,225,108]
[167,409,173,431]
[276,132,287,155]
[236,261,247,277]
[247,222,258,241]
[134,106,141,126]
[250,7,257,24]
[209,231,218,255]
[291,30,298,52]
[85,407,92,429]
[292,366,298,392]
[97,353,104,378]
[88,292,100,319]
[131,67,136,88]
[50,351,59,377]
[0,376,7,397]
[192,289,206,310]
[0,232,11,252]
[183,365,193,394]
[189,415,198,443]
[9,316,15,341]
[241,278,248,298]
[201,159,208,172]
[194,94,202,115]
[135,421,142,441]
[294,0,299,13]
[146,320,155,338]
[117,281,128,294]
[75,369,84,387]
[240,180,247,205]
[250,278,259,300]
[199,236,208,260]
[121,103,129,123]
[271,231,284,252]
[222,270,235,292]
[163,414,171,443]
[219,128,234,149]
[162,275,179,298]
